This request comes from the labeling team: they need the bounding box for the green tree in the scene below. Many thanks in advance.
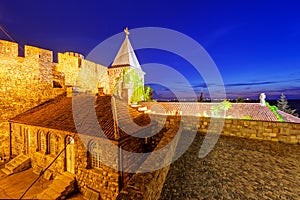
[210,100,232,117]
[277,93,298,117]
[236,96,244,103]
[144,86,153,102]
[199,92,204,102]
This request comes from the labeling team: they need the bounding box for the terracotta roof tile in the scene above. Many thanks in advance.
[277,110,300,123]
[140,102,281,122]
[10,95,150,140]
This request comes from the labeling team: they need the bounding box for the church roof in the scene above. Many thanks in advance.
[111,28,142,71]
[10,95,151,141]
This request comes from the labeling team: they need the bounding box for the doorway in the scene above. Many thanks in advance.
[65,136,75,173]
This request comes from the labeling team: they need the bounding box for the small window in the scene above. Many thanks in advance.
[89,142,101,169]
[40,132,46,152]
[37,131,47,153]
[49,134,57,155]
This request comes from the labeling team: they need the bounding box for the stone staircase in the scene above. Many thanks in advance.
[131,103,151,113]
[1,154,31,175]
[36,172,77,199]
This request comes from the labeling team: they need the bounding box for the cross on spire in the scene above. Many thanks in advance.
[124,27,130,36]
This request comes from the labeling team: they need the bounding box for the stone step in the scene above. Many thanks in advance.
[50,180,71,193]
[131,104,141,108]
[144,109,152,114]
[5,162,15,168]
[2,154,31,175]
[46,188,61,199]
[56,176,75,185]
[61,171,75,179]
[36,172,76,200]
[1,167,12,175]
[19,154,28,160]
[6,163,17,171]
[38,190,58,200]
[138,106,148,111]
[15,157,24,163]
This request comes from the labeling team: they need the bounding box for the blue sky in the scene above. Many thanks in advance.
[0,0,299,99]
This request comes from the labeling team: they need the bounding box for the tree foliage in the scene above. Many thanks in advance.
[277,93,299,117]
[236,96,244,103]
[199,92,204,102]
[266,102,284,122]
[144,86,153,102]
[210,100,232,117]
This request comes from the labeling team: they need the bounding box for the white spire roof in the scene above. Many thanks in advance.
[111,28,142,70]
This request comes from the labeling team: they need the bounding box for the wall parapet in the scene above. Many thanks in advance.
[0,40,18,57]
[198,117,300,144]
[117,115,300,199]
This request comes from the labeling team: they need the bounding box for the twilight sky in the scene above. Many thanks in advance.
[0,1,299,100]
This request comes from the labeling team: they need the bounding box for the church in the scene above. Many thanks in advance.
[0,28,153,199]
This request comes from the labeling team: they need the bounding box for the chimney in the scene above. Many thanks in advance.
[66,86,73,97]
[98,87,104,96]
[260,93,266,106]
[122,88,129,105]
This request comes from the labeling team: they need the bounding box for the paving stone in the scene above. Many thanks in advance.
[160,134,300,200]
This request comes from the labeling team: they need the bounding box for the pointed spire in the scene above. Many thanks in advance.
[111,27,142,71]
[124,27,130,37]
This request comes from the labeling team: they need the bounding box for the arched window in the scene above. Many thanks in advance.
[49,133,57,155]
[89,141,101,169]
[37,131,47,153]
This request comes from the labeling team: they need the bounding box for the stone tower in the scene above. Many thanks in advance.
[108,27,145,103]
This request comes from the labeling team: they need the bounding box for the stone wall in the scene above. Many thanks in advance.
[0,40,65,159]
[0,41,60,121]
[117,116,181,200]
[117,115,300,199]
[9,123,122,200]
[139,114,300,145]
[75,135,121,200]
[199,117,300,144]
[56,52,110,94]
[119,136,146,187]
[0,40,112,160]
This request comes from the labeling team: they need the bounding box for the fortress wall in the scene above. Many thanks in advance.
[0,40,18,57]
[57,52,82,86]
[0,40,59,121]
[57,52,109,94]
[0,40,112,159]
[78,59,109,93]
[198,117,300,144]
[117,115,300,199]
[0,40,62,158]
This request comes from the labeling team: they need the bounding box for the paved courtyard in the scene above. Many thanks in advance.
[0,167,82,199]
[160,133,300,199]
[0,168,50,199]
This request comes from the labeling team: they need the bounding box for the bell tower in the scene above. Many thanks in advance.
[108,28,145,103]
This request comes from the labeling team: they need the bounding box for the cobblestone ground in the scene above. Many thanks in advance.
[160,133,300,200]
